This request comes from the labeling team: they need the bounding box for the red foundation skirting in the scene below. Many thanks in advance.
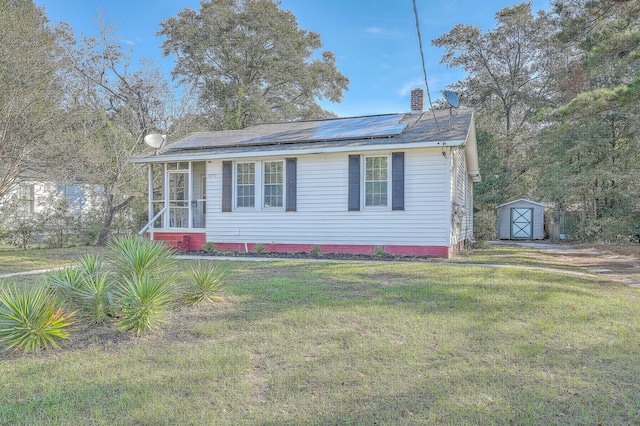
[152,232,206,252]
[212,242,451,258]
[150,235,455,258]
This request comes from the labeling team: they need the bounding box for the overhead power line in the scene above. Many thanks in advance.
[411,0,441,133]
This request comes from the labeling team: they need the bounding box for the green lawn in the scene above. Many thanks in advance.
[1,254,640,424]
[0,245,106,276]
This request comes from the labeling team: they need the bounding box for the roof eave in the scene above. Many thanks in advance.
[131,139,466,163]
[463,112,481,182]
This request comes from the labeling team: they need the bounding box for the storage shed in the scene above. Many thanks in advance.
[497,199,544,240]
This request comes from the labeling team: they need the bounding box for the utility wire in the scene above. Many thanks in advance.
[411,0,442,134]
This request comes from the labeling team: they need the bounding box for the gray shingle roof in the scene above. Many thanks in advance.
[133,109,474,162]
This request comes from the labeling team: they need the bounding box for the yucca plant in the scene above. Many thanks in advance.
[77,254,104,282]
[183,261,226,305]
[69,273,115,324]
[47,265,85,289]
[0,284,74,352]
[48,255,115,323]
[108,236,177,281]
[115,275,175,333]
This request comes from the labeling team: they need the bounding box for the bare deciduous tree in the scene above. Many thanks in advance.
[0,0,65,200]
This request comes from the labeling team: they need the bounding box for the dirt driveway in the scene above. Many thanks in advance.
[494,241,640,289]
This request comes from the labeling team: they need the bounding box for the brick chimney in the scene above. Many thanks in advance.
[410,88,424,114]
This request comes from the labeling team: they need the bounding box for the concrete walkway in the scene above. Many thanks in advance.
[0,251,623,287]
[0,267,68,280]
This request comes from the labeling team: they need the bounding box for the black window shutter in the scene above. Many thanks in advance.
[222,161,232,212]
[286,158,297,211]
[348,155,360,211]
[392,152,404,211]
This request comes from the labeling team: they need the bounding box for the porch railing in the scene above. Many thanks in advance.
[138,206,168,241]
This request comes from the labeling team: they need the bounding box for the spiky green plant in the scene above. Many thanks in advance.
[77,254,104,281]
[48,255,115,323]
[0,284,74,352]
[108,236,177,281]
[115,275,175,333]
[69,273,115,323]
[47,265,85,289]
[183,261,225,305]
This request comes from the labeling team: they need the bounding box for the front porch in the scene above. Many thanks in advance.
[141,161,208,251]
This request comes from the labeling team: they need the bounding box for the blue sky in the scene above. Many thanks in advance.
[34,0,550,118]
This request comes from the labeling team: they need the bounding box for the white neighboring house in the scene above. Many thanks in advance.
[132,89,481,258]
[2,181,98,219]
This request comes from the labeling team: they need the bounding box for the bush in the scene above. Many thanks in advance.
[0,284,74,352]
[374,246,387,257]
[115,275,175,332]
[48,265,85,289]
[107,237,178,332]
[4,217,42,249]
[254,243,265,255]
[183,261,225,305]
[309,244,321,257]
[49,255,115,324]
[474,209,497,242]
[108,236,177,281]
[201,242,216,253]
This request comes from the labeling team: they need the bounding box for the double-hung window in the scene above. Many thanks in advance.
[236,163,255,208]
[263,161,283,208]
[364,156,388,207]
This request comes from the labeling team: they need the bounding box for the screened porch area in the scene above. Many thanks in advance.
[143,161,207,238]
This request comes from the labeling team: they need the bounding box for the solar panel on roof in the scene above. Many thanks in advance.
[172,114,408,151]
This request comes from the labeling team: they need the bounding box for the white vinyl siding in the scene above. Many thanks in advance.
[450,148,473,245]
[206,148,452,246]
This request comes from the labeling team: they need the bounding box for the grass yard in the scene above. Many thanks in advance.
[0,245,107,276]
[453,244,595,273]
[1,252,640,424]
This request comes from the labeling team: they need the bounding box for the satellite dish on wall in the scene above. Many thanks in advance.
[443,91,460,108]
[144,133,166,149]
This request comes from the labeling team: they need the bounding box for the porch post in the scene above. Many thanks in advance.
[148,164,154,241]
[188,161,193,228]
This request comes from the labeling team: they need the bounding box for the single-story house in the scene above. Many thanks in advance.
[132,89,481,258]
[497,198,545,240]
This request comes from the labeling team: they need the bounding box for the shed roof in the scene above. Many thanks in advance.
[497,198,545,209]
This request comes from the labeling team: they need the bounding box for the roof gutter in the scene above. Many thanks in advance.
[131,139,467,164]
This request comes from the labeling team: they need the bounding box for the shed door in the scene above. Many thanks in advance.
[511,208,533,239]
